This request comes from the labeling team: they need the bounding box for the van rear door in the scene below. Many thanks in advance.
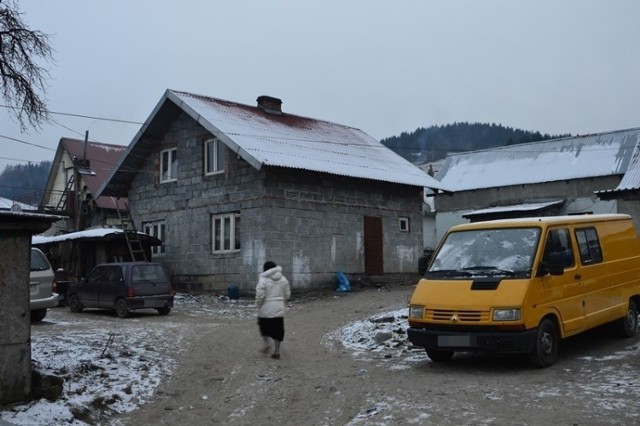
[129,263,171,296]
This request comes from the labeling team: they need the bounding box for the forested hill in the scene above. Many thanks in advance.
[381,122,570,164]
[0,161,51,205]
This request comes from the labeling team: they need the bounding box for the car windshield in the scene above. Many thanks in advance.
[132,264,168,283]
[427,227,540,279]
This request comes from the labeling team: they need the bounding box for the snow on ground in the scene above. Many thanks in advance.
[2,296,639,425]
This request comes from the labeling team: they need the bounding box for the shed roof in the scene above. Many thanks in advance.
[436,128,640,192]
[98,89,447,197]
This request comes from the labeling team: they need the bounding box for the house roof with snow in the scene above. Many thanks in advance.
[42,138,127,209]
[97,89,447,197]
[436,128,640,192]
[0,196,38,211]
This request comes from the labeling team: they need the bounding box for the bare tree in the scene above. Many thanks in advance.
[0,0,53,130]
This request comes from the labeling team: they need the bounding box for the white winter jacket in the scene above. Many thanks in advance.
[255,266,291,318]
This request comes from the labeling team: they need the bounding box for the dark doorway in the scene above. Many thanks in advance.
[364,216,383,275]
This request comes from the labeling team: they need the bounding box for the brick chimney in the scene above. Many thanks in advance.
[257,96,283,115]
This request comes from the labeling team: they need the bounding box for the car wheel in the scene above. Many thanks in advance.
[617,299,638,338]
[425,349,454,362]
[529,318,558,368]
[115,299,130,318]
[157,307,171,316]
[68,294,83,313]
[31,308,47,322]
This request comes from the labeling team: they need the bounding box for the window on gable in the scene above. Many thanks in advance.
[143,221,166,256]
[204,138,225,175]
[212,213,240,253]
[399,217,410,232]
[160,148,178,182]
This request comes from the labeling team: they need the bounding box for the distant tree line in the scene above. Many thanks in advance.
[0,161,51,205]
[381,122,571,164]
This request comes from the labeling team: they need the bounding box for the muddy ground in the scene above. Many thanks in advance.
[104,284,640,426]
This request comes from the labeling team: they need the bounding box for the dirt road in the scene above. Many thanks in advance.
[110,285,640,426]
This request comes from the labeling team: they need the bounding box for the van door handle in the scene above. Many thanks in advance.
[574,274,582,280]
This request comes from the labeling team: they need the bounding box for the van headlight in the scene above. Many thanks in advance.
[493,308,521,321]
[409,305,425,319]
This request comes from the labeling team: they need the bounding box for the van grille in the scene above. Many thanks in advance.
[427,309,490,322]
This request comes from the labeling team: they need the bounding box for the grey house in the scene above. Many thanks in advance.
[435,128,640,239]
[97,90,446,292]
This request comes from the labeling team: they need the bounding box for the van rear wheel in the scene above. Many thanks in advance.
[426,349,454,362]
[115,299,130,318]
[529,318,558,368]
[617,299,638,338]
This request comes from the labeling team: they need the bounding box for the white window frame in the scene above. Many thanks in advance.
[144,221,166,256]
[211,213,240,253]
[204,138,225,175]
[160,148,178,182]
[399,217,410,232]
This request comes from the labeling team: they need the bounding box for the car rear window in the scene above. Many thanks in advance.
[132,264,168,283]
[30,249,51,271]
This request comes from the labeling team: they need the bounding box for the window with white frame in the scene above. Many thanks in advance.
[143,221,166,256]
[204,137,225,175]
[399,217,410,232]
[160,148,178,182]
[212,213,240,253]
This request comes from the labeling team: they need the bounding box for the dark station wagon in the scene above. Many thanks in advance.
[67,262,174,318]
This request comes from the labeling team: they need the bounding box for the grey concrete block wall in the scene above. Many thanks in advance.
[126,112,425,293]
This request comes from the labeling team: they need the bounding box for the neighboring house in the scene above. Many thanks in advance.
[434,127,640,240]
[96,90,447,292]
[40,137,128,233]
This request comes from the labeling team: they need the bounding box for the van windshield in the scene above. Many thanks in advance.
[427,227,540,279]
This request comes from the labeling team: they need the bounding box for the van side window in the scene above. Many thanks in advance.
[542,228,575,268]
[575,227,603,265]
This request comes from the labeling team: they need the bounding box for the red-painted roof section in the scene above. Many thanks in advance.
[61,138,128,209]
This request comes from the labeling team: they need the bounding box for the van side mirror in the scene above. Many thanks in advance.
[537,252,566,277]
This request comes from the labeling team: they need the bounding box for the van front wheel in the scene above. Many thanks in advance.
[529,318,558,368]
[617,299,638,338]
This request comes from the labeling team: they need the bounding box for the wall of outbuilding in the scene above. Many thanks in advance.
[127,112,424,293]
[435,176,620,240]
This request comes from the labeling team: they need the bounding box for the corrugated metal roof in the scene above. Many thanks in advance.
[603,139,640,193]
[171,90,446,189]
[437,128,640,191]
[97,90,447,196]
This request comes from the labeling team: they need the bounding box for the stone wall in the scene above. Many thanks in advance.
[127,112,424,292]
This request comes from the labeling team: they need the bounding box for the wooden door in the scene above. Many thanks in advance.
[364,216,384,275]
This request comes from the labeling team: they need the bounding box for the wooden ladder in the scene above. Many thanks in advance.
[55,175,75,211]
[116,205,148,262]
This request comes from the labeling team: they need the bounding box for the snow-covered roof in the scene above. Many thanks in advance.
[33,228,154,245]
[0,196,38,211]
[98,90,447,197]
[462,200,564,218]
[437,128,640,191]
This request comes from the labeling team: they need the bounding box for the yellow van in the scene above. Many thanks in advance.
[407,214,640,367]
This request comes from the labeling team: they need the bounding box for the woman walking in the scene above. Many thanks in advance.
[255,261,291,359]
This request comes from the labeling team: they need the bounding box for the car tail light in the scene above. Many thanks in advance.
[52,279,58,293]
[127,287,134,297]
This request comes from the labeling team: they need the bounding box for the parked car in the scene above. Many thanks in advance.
[30,247,59,322]
[418,248,434,275]
[67,262,174,318]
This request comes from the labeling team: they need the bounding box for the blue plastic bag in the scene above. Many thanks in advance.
[336,271,351,292]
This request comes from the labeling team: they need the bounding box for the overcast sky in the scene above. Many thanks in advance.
[1,0,639,174]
